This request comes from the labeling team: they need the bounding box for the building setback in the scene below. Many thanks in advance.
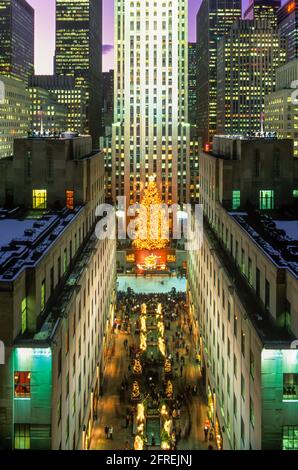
[55,0,102,148]
[217,19,286,136]
[112,0,190,206]
[196,0,241,147]
[0,134,116,449]
[0,0,34,83]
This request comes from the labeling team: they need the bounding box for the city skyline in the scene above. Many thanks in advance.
[24,0,234,73]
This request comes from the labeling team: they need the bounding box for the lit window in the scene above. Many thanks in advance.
[232,190,240,210]
[41,279,46,312]
[14,372,31,398]
[14,424,30,449]
[66,190,74,210]
[32,189,47,209]
[283,426,298,450]
[259,190,274,210]
[21,298,27,334]
[293,190,298,198]
[283,373,298,401]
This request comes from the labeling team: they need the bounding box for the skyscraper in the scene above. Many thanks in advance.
[112,0,190,206]
[0,0,34,82]
[217,19,286,136]
[188,43,197,126]
[196,0,241,147]
[244,0,281,27]
[29,75,87,135]
[277,0,298,61]
[55,0,102,147]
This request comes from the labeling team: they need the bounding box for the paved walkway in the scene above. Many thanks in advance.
[90,300,211,451]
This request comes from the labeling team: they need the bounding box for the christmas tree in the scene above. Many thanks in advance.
[133,176,169,250]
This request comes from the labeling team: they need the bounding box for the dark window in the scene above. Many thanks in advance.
[256,267,260,298]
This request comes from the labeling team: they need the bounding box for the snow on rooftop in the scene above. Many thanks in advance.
[0,219,36,250]
[274,220,298,242]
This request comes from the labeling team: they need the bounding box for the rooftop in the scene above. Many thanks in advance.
[16,232,98,346]
[230,210,298,279]
[206,220,295,347]
[0,207,83,282]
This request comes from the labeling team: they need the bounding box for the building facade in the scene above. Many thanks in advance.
[188,43,197,127]
[277,0,298,62]
[196,0,241,147]
[244,0,281,27]
[29,76,87,136]
[188,135,298,450]
[112,0,190,206]
[0,135,116,449]
[29,87,68,135]
[264,58,298,157]
[0,0,34,82]
[55,0,102,147]
[217,20,286,136]
[0,75,30,158]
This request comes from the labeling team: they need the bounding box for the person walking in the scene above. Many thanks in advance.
[125,414,130,428]
[109,425,113,440]
[204,425,209,442]
[180,364,183,377]
[104,425,109,439]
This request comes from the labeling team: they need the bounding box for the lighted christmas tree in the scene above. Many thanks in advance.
[133,176,169,250]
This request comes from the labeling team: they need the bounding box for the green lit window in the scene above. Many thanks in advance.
[32,189,47,209]
[14,424,30,449]
[283,426,298,450]
[283,374,298,401]
[41,279,46,312]
[21,298,27,334]
[259,190,274,210]
[63,248,67,273]
[232,190,240,210]
[293,190,298,198]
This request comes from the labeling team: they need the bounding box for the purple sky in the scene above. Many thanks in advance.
[26,0,264,74]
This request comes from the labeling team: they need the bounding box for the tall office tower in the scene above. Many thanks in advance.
[55,0,102,148]
[112,0,190,206]
[188,43,197,126]
[29,76,87,135]
[217,20,286,136]
[0,0,34,82]
[196,0,241,147]
[244,0,281,27]
[277,0,298,62]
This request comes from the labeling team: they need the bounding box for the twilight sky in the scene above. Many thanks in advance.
[26,0,272,74]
